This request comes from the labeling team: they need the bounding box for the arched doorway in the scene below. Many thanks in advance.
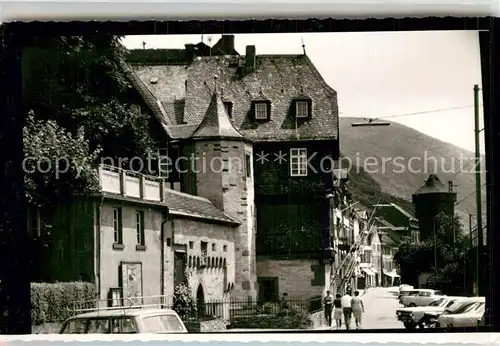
[196,284,205,319]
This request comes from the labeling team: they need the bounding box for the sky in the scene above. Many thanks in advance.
[122,31,484,154]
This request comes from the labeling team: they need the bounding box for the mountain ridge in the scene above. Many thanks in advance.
[339,117,486,223]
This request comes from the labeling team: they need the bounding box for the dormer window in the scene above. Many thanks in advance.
[255,102,268,120]
[294,98,312,119]
[223,101,233,118]
[252,100,271,121]
[296,101,309,118]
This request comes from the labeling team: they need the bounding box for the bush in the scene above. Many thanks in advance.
[172,282,197,320]
[230,314,313,330]
[31,281,96,325]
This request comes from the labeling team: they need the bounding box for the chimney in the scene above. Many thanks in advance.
[245,45,256,73]
[220,35,235,54]
[185,44,196,63]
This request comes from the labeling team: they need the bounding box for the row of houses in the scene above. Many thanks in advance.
[27,34,432,311]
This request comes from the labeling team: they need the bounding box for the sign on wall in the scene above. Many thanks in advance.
[120,261,143,306]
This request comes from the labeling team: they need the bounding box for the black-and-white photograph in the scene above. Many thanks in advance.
[0,18,497,337]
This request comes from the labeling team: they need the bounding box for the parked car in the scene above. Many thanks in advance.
[400,289,444,307]
[421,297,479,328]
[59,308,188,334]
[398,289,418,302]
[398,284,414,294]
[438,299,485,330]
[396,296,466,330]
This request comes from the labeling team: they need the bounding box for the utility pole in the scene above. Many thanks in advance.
[433,218,438,282]
[380,234,384,287]
[473,84,482,296]
[469,214,475,296]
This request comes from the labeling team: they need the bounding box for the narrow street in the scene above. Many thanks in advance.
[316,286,402,330]
[361,286,401,329]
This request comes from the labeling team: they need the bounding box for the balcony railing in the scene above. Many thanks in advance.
[98,164,165,202]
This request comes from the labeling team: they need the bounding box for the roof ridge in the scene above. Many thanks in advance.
[165,188,212,203]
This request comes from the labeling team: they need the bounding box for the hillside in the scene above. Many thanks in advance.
[339,117,487,223]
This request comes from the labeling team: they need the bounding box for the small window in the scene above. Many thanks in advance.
[254,102,268,120]
[201,241,208,266]
[245,153,252,178]
[136,211,145,246]
[189,241,194,249]
[290,148,308,177]
[113,208,123,245]
[296,100,309,118]
[223,101,233,118]
[212,243,216,251]
[223,245,227,252]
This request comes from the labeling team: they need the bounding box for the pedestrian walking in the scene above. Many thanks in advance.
[341,291,353,330]
[322,290,334,327]
[333,293,343,329]
[351,290,365,329]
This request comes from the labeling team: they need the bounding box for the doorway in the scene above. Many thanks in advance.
[257,277,279,302]
[196,284,205,319]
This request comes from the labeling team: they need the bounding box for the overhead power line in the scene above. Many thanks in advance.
[455,183,487,207]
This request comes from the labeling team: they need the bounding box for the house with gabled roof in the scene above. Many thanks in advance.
[125,35,340,301]
[32,164,240,314]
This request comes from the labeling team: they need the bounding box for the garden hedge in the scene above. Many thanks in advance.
[31,282,96,325]
[230,314,313,329]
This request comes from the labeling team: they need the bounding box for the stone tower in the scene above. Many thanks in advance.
[190,90,257,300]
[412,174,457,241]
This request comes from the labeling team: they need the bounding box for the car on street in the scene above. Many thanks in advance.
[59,308,188,334]
[438,298,485,330]
[398,289,418,302]
[396,296,466,330]
[398,284,414,294]
[400,289,444,307]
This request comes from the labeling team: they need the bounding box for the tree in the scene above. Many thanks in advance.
[22,36,166,208]
[23,111,101,208]
[394,212,467,293]
[23,36,161,169]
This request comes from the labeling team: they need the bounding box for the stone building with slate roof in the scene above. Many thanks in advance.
[125,35,339,301]
[412,174,457,241]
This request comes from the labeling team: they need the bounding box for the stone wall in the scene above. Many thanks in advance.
[184,318,227,333]
[32,323,62,334]
[193,139,256,300]
[257,258,327,299]
[310,310,324,329]
[172,217,236,304]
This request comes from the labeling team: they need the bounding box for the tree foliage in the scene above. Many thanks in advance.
[23,111,100,206]
[23,35,162,205]
[394,212,467,291]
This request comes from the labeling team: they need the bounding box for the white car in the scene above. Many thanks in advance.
[438,298,485,329]
[396,296,466,329]
[400,289,444,307]
[423,297,481,328]
[59,308,188,334]
[398,284,414,293]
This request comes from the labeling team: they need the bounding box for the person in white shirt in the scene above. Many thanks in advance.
[341,292,353,329]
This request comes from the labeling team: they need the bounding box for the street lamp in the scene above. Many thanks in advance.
[351,118,391,127]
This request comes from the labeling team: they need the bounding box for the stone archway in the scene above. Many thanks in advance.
[196,284,205,319]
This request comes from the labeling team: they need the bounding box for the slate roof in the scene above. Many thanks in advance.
[164,189,239,225]
[413,174,451,195]
[191,91,244,139]
[130,54,339,142]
